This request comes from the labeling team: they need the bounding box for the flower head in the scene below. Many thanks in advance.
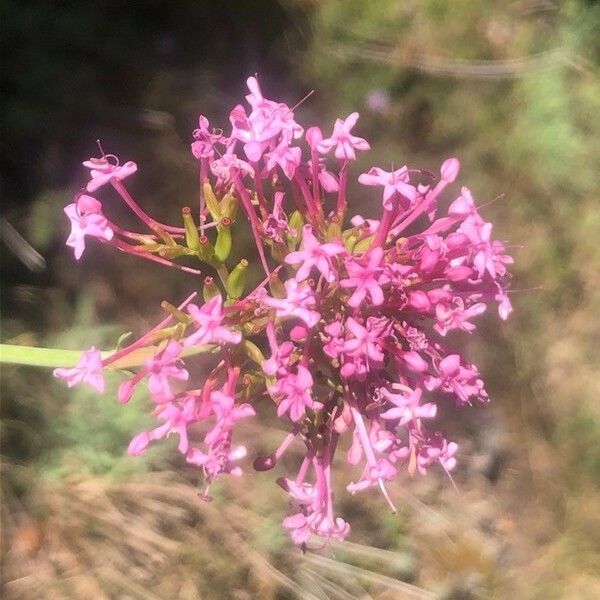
[61,78,514,548]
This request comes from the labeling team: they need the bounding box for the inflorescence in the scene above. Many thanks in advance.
[55,77,513,548]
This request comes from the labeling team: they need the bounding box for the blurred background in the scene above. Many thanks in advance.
[1,1,599,598]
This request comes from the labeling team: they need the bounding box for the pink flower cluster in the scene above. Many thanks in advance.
[55,77,513,548]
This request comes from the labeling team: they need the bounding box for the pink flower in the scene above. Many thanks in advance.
[264,139,302,179]
[417,434,458,474]
[244,77,303,143]
[380,387,437,425]
[192,115,226,160]
[431,289,487,336]
[323,320,345,359]
[263,192,291,243]
[263,339,294,376]
[146,340,189,403]
[230,77,303,161]
[285,225,345,283]
[129,397,196,456]
[343,317,387,365]
[448,187,478,218]
[340,247,386,307]
[280,459,351,545]
[425,354,488,405]
[210,150,254,182]
[358,166,417,210]
[263,279,321,328]
[269,365,321,422]
[317,112,370,161]
[187,443,248,480]
[185,385,255,483]
[82,158,137,192]
[53,346,105,393]
[205,391,256,448]
[64,195,114,259]
[346,458,397,493]
[457,214,514,280]
[61,80,515,546]
[185,296,242,347]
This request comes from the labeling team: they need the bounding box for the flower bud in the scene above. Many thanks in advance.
[440,157,460,183]
[128,432,150,456]
[289,325,308,342]
[306,126,323,149]
[118,379,135,404]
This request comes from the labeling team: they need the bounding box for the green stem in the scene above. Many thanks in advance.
[0,343,216,370]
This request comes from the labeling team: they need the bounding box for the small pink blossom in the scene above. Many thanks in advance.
[263,279,321,328]
[129,397,196,456]
[417,434,458,475]
[210,150,254,182]
[285,225,345,283]
[263,192,292,243]
[358,166,417,210]
[185,296,242,347]
[432,290,487,336]
[380,387,437,425]
[317,112,370,161]
[340,247,386,307]
[426,354,488,405]
[53,347,105,393]
[192,115,226,160]
[64,195,114,259]
[269,365,321,422]
[146,340,189,403]
[264,139,302,179]
[82,158,137,192]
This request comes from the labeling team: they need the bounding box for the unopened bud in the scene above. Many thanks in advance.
[440,157,460,183]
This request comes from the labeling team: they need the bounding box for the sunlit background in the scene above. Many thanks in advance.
[2,1,599,598]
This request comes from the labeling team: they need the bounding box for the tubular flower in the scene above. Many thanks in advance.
[64,195,114,259]
[317,112,370,161]
[55,75,515,548]
[53,347,105,392]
